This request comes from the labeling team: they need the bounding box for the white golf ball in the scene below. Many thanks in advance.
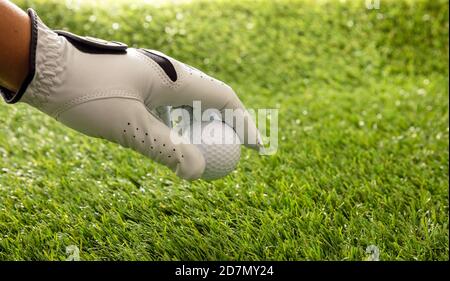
[182,120,241,180]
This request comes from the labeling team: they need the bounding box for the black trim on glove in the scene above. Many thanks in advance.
[138,49,178,82]
[54,30,128,55]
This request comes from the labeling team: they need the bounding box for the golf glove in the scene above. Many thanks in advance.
[0,9,261,180]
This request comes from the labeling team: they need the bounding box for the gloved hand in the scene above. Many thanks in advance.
[0,9,261,180]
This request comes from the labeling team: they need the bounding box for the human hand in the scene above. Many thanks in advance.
[0,9,261,180]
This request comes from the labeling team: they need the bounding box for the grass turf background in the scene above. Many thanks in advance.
[0,0,448,260]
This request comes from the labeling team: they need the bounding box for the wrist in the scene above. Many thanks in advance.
[0,8,37,104]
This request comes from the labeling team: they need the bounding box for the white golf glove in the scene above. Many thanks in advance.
[0,9,261,180]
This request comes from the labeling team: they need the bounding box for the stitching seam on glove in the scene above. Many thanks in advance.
[22,9,65,108]
[52,89,142,118]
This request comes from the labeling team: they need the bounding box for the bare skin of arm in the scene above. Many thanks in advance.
[0,0,30,92]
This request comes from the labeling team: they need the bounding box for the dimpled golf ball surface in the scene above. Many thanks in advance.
[184,120,241,180]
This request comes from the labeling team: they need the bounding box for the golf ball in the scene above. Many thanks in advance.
[183,120,241,180]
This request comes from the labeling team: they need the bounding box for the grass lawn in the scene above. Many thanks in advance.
[0,0,448,260]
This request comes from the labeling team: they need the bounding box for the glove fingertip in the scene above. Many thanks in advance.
[175,144,206,180]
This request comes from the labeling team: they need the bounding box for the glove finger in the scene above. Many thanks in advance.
[151,52,262,150]
[57,98,205,180]
[181,75,262,150]
[142,107,206,180]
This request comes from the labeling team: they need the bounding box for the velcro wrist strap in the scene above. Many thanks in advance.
[54,30,127,54]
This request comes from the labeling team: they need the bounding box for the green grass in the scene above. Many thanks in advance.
[0,0,448,260]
